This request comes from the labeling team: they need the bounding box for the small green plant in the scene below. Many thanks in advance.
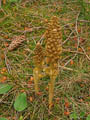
[0,84,27,112]
[0,84,27,113]
[0,84,12,94]
[14,92,27,112]
[70,112,78,120]
[80,111,85,118]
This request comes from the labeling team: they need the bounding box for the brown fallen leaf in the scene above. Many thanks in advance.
[64,111,70,116]
[24,27,33,32]
[29,96,33,102]
[3,0,6,4]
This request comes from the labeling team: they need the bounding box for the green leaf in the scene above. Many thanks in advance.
[80,112,85,118]
[86,115,90,120]
[0,117,8,120]
[0,84,12,94]
[14,92,27,112]
[70,113,78,119]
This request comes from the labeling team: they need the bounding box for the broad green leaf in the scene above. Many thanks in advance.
[86,115,90,120]
[0,84,12,94]
[70,113,78,119]
[0,117,8,120]
[14,92,27,112]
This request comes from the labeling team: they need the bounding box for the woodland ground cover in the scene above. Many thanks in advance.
[0,0,90,120]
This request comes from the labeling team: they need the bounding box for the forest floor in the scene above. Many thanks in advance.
[0,0,90,120]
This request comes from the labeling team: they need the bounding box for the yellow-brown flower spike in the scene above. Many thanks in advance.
[33,42,45,67]
[33,42,45,94]
[45,16,62,65]
[33,16,62,109]
[45,16,62,109]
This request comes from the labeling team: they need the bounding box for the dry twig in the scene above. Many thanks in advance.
[4,51,11,74]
